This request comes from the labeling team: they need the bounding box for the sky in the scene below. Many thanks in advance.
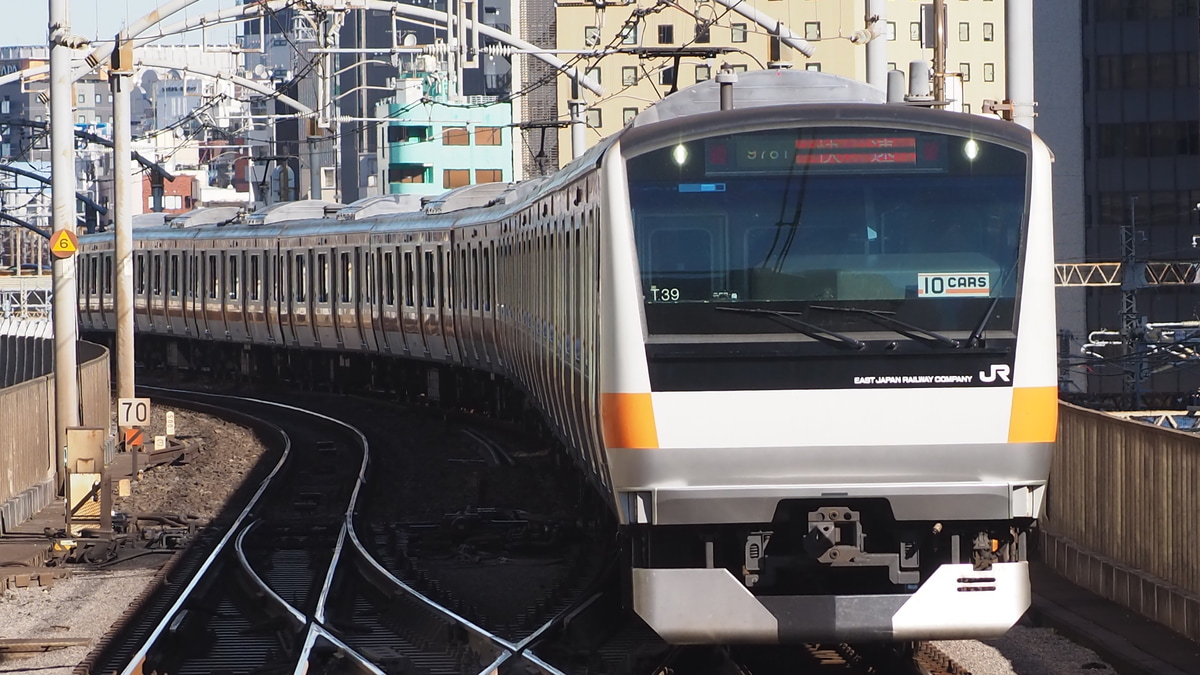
[0,1,237,49]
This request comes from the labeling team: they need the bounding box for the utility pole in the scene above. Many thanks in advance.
[49,0,80,495]
[1005,0,1036,131]
[865,0,886,91]
[111,36,135,404]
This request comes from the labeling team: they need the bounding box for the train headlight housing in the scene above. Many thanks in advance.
[672,144,689,166]
[963,139,980,161]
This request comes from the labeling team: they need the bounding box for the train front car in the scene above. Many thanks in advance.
[597,71,1056,644]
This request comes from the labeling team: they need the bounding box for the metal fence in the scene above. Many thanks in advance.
[0,339,109,534]
[1042,402,1200,641]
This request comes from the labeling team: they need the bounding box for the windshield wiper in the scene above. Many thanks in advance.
[715,306,865,351]
[966,295,1003,348]
[809,305,960,349]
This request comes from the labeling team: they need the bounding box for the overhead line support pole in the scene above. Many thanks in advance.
[49,0,79,497]
[112,36,135,405]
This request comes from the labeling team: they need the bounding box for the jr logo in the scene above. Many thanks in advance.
[979,364,1012,383]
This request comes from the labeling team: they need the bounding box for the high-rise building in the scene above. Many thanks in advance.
[1036,1,1199,395]
[552,0,1010,162]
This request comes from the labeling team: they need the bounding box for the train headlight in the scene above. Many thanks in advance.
[963,139,980,161]
[672,144,689,166]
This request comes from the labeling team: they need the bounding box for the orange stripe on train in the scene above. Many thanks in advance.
[601,393,659,449]
[1008,386,1058,443]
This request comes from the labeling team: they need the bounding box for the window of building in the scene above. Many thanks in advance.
[695,22,711,43]
[77,94,84,104]
[388,164,428,183]
[586,108,602,128]
[984,62,995,82]
[443,127,470,145]
[910,22,921,41]
[444,169,471,188]
[78,115,86,124]
[983,22,994,41]
[962,103,971,114]
[804,22,820,41]
[622,66,638,86]
[476,127,502,145]
[1123,53,1148,88]
[1,97,8,114]
[731,64,748,73]
[806,63,822,72]
[885,21,896,40]
[959,63,970,81]
[622,107,638,124]
[958,22,969,41]
[695,64,710,81]
[658,24,674,44]
[731,23,747,43]
[585,67,601,86]
[659,65,676,86]
[620,25,637,45]
[95,94,102,103]
[475,169,503,183]
[769,37,781,62]
[321,167,336,189]
[584,26,600,45]
[1149,53,1174,88]
[387,125,431,143]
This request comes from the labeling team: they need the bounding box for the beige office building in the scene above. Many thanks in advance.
[550,0,1009,163]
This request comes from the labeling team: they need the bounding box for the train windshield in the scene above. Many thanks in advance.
[626,126,1028,336]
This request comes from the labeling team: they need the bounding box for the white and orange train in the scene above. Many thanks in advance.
[79,70,1057,644]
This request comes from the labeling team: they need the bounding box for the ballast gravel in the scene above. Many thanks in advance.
[935,627,1114,674]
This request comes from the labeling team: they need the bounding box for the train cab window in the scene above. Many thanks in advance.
[403,251,415,307]
[208,255,219,299]
[340,252,352,303]
[384,251,396,305]
[316,253,329,303]
[424,250,436,308]
[250,255,262,301]
[295,254,307,302]
[228,255,240,300]
[169,255,179,297]
[152,255,162,296]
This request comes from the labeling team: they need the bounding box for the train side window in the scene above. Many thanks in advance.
[424,250,435,308]
[472,246,480,311]
[295,254,307,302]
[363,251,373,303]
[316,252,329,303]
[437,246,446,309]
[103,255,112,294]
[250,255,261,301]
[402,251,414,307]
[384,251,396,305]
[483,246,492,311]
[460,248,468,309]
[87,256,97,295]
[134,254,145,294]
[169,254,179,297]
[207,255,218,299]
[190,255,199,298]
[228,254,240,300]
[152,254,162,296]
[340,251,352,303]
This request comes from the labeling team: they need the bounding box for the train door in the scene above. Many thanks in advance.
[313,246,335,347]
[292,248,316,348]
[183,251,199,338]
[264,247,284,346]
[246,249,269,343]
[357,245,378,352]
[400,243,427,357]
[277,244,299,347]
[419,243,447,360]
[166,251,186,334]
[379,245,403,354]
[101,252,115,330]
[147,250,166,334]
[225,250,247,342]
[203,250,227,339]
[334,246,364,350]
[440,243,459,363]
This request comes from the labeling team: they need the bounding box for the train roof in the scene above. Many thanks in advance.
[631,69,886,128]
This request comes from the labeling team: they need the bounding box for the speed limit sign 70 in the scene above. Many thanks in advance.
[118,398,151,427]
